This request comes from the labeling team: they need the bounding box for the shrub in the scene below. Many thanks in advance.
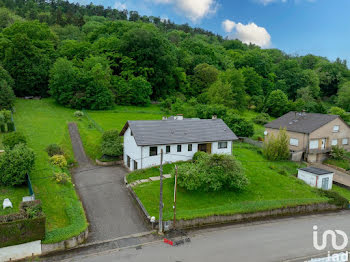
[50,155,68,169]
[192,151,209,162]
[101,129,123,157]
[7,122,15,132]
[53,172,71,185]
[74,111,84,118]
[2,132,27,149]
[46,144,64,157]
[224,113,254,137]
[263,128,290,161]
[330,145,346,160]
[0,144,35,186]
[253,113,270,125]
[176,154,248,192]
[319,190,348,208]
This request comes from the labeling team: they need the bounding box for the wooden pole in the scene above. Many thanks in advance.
[173,165,178,229]
[158,149,164,234]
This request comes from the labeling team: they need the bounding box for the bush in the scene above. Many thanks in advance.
[53,172,71,184]
[50,155,68,168]
[319,190,348,208]
[74,111,84,118]
[0,144,35,186]
[6,122,15,132]
[46,144,64,157]
[330,145,346,160]
[2,132,26,149]
[0,80,16,110]
[224,113,254,137]
[253,113,270,125]
[263,128,290,161]
[192,151,209,162]
[101,129,123,157]
[176,154,248,192]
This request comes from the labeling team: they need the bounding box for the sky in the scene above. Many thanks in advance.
[77,0,350,63]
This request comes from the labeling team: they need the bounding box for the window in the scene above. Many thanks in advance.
[290,138,299,147]
[332,139,338,146]
[166,145,170,154]
[134,160,138,170]
[333,125,340,132]
[188,144,192,151]
[127,156,130,168]
[149,146,158,156]
[309,140,318,149]
[343,138,349,145]
[130,131,133,136]
[177,145,182,152]
[218,142,228,149]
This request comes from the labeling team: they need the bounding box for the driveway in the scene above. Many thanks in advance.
[68,123,148,243]
[311,162,350,187]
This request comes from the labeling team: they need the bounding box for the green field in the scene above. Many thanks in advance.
[0,186,28,216]
[132,143,328,220]
[0,98,162,243]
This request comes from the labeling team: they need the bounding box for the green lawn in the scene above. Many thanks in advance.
[0,186,28,216]
[133,143,328,220]
[332,185,350,201]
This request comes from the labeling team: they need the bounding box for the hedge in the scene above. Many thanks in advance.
[0,200,46,248]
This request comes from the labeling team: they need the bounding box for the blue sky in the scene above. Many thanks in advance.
[78,0,350,63]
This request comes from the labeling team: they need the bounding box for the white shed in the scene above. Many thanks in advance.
[297,167,334,190]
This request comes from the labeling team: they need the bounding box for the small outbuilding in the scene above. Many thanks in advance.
[297,167,334,190]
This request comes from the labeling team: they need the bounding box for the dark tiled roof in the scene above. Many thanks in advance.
[299,167,333,175]
[120,119,238,146]
[265,112,339,134]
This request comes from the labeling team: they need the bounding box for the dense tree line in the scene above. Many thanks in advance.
[0,0,350,115]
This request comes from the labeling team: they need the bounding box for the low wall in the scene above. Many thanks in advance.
[126,183,151,222]
[95,159,123,166]
[323,163,350,174]
[0,240,41,262]
[173,202,339,229]
[41,228,89,255]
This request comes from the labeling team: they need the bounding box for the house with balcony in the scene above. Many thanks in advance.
[119,116,238,171]
[264,111,350,162]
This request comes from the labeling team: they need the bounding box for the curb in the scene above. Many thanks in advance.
[95,159,123,166]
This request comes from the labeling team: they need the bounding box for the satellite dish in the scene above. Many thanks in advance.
[264,131,268,136]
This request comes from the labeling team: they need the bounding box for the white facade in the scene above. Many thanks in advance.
[297,169,334,190]
[123,127,233,171]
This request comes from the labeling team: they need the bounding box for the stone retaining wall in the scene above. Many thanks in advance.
[95,159,123,166]
[323,163,350,175]
[41,228,89,255]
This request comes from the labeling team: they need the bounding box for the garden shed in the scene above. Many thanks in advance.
[297,167,334,190]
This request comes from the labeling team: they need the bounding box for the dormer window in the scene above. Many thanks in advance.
[333,125,340,133]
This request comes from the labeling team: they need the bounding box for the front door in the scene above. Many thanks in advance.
[321,139,326,150]
[321,177,329,190]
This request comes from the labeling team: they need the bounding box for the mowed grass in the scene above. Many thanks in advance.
[133,143,328,220]
[0,186,28,216]
[332,185,350,201]
[13,99,88,243]
[82,108,162,160]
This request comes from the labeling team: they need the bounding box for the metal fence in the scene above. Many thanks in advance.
[82,109,104,133]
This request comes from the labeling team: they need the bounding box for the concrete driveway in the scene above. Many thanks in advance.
[69,123,148,243]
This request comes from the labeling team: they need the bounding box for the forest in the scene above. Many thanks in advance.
[1,0,350,122]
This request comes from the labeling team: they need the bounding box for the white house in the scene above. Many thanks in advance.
[119,116,238,171]
[297,167,334,190]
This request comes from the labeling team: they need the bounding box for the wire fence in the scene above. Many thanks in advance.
[82,109,104,133]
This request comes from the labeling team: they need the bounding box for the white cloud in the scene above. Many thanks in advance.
[114,1,127,10]
[149,0,218,22]
[222,19,236,33]
[224,20,271,48]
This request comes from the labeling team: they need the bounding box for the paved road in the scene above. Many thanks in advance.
[311,163,350,188]
[68,123,148,243]
[62,211,350,262]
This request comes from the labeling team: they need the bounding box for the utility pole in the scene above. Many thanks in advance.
[158,149,164,234]
[173,165,178,229]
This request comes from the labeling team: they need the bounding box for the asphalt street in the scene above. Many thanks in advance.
[61,210,350,262]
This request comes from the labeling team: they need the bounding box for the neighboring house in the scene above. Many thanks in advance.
[264,111,350,163]
[119,116,238,171]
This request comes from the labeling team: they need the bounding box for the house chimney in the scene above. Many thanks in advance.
[175,114,183,120]
[162,116,167,120]
[212,115,217,120]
